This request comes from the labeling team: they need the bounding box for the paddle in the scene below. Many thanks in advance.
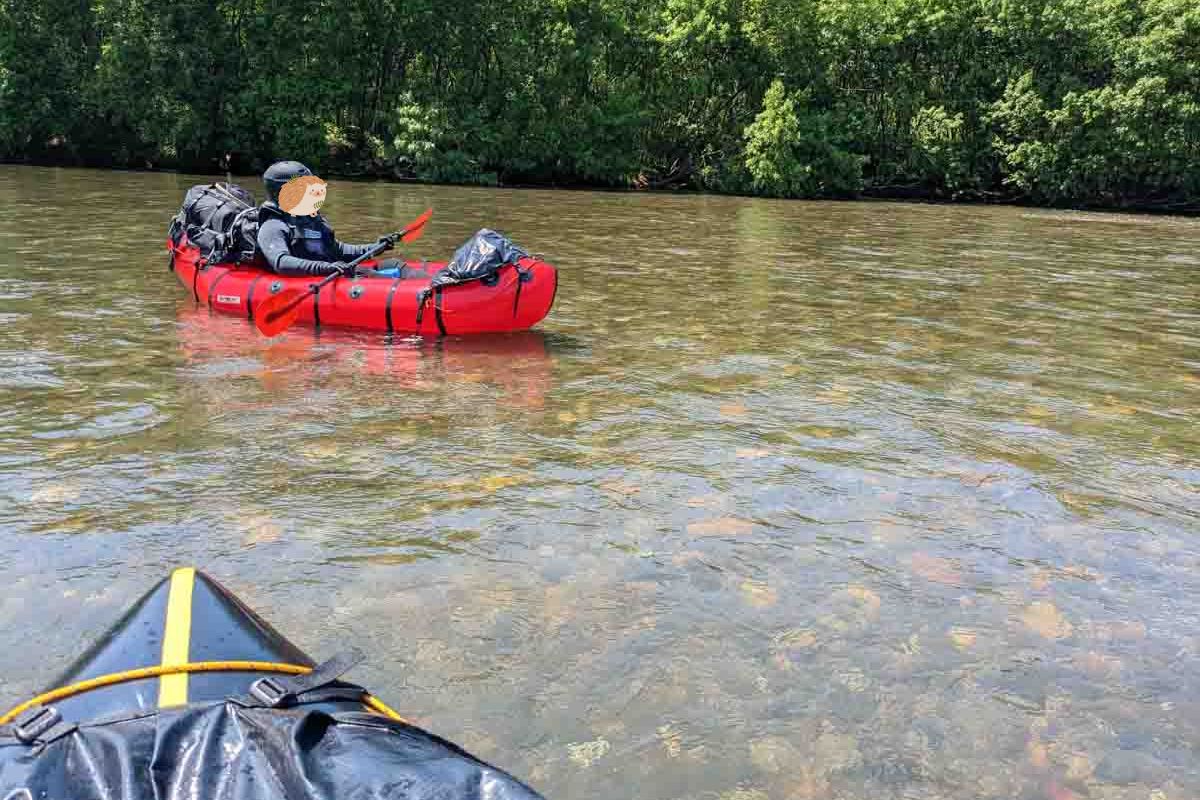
[254,208,433,337]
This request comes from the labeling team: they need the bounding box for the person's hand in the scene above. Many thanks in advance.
[376,234,397,252]
[331,261,356,278]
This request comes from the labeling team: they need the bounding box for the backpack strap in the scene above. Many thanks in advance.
[180,185,214,219]
[169,186,214,246]
[200,191,230,232]
[212,183,252,209]
[228,206,259,262]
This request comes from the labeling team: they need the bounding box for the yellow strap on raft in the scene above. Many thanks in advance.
[0,661,407,726]
[158,567,197,707]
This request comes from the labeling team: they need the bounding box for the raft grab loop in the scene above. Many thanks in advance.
[0,652,407,745]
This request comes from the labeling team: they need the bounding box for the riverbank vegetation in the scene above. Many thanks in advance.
[1,0,1197,209]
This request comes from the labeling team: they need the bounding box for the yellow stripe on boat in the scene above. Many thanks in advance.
[157,567,196,707]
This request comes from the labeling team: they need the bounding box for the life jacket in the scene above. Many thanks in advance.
[168,182,261,265]
[256,202,342,262]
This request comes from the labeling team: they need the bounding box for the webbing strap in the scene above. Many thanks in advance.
[0,661,310,725]
[244,649,365,708]
[0,656,406,745]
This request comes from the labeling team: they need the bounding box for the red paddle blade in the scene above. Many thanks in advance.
[399,208,433,243]
[254,288,307,337]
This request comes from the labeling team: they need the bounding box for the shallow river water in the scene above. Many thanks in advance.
[1,165,1198,799]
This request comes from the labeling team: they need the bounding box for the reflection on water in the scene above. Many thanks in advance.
[175,305,558,409]
[1,165,1199,799]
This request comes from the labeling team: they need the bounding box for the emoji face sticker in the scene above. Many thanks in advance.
[278,175,328,216]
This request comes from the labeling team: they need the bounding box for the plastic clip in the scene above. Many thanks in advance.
[13,706,61,744]
[249,676,290,707]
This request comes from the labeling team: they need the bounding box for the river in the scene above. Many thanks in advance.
[1,164,1198,799]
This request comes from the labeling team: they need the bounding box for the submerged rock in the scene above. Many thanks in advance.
[688,516,755,536]
[1095,749,1166,785]
[565,736,610,768]
[1021,601,1074,639]
[948,627,977,650]
[717,789,768,800]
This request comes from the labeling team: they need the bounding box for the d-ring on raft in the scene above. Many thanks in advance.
[0,568,545,799]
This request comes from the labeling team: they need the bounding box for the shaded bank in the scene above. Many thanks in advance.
[2,0,1198,212]
[4,160,1197,217]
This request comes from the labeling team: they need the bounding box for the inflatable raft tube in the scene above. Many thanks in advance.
[169,238,558,336]
[0,568,544,799]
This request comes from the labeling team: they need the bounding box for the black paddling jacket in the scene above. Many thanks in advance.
[256,202,374,276]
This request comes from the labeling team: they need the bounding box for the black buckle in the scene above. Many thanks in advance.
[249,677,290,707]
[13,705,61,743]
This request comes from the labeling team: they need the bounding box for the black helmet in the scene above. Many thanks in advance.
[262,160,314,204]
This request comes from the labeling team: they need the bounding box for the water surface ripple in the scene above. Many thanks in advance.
[1,166,1198,799]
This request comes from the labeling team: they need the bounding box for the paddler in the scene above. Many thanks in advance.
[256,160,424,278]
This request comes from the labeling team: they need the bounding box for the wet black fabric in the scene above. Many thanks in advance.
[430,229,531,290]
[168,183,260,264]
[0,701,545,799]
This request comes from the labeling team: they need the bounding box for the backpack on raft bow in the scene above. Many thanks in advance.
[167,182,261,265]
[416,229,532,323]
[0,662,544,800]
[0,567,546,800]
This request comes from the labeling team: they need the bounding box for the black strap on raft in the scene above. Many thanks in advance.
[434,286,447,335]
[415,288,431,326]
[246,275,264,321]
[413,286,448,335]
[385,277,402,334]
[206,268,232,308]
[191,259,204,303]
[244,648,366,709]
[512,261,533,319]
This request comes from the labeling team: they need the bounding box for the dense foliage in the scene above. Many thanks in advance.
[2,0,1197,208]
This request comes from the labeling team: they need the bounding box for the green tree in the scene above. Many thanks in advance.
[0,0,1195,208]
[744,79,864,197]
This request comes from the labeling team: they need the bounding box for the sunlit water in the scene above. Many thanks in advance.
[1,165,1198,799]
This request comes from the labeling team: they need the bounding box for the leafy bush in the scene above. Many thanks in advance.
[0,0,1195,207]
[744,80,864,197]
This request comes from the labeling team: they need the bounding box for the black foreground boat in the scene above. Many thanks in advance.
[0,568,544,799]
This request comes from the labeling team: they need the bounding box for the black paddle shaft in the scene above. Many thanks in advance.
[261,233,401,326]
